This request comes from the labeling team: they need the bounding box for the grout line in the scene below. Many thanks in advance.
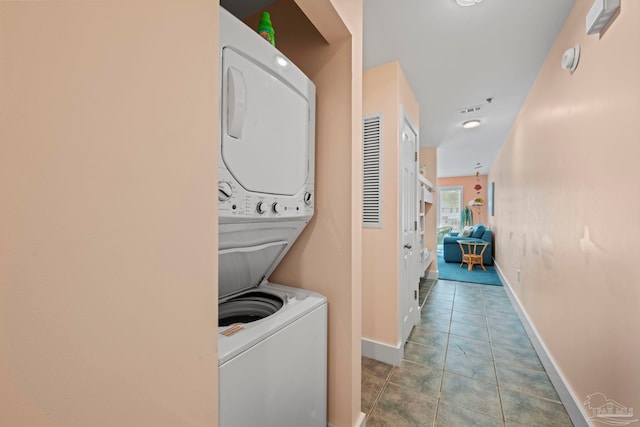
[432,280,455,427]
[429,279,575,425]
[497,384,567,405]
[365,366,393,420]
[491,356,546,373]
[485,290,513,425]
[440,281,506,424]
[437,399,506,424]
[368,279,571,426]
[485,302,508,424]
[422,278,446,427]
[489,291,508,426]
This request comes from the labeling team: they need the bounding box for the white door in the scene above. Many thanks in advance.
[400,111,419,343]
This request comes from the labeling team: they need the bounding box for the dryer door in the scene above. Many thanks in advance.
[221,48,310,196]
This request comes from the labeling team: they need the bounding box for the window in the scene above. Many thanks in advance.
[439,186,463,232]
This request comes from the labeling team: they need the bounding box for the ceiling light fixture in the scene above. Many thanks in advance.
[456,0,483,6]
[462,119,481,129]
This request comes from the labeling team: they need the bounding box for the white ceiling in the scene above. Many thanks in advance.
[364,0,575,177]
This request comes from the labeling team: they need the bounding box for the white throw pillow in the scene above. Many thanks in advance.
[460,226,473,237]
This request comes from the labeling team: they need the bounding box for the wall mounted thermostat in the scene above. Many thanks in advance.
[561,44,580,72]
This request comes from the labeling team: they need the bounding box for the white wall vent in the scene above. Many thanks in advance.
[363,114,383,228]
[458,105,482,115]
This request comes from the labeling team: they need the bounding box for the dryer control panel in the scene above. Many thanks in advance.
[218,169,314,220]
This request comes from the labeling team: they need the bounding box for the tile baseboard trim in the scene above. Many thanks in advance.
[494,261,589,427]
[361,337,403,366]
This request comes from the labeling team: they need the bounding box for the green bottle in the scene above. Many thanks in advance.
[257,11,275,46]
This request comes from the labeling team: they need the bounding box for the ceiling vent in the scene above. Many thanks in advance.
[458,105,483,115]
[456,0,483,6]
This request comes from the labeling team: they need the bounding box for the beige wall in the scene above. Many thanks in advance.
[0,1,364,427]
[0,2,219,426]
[419,148,438,272]
[362,62,419,347]
[362,62,401,346]
[259,1,364,425]
[489,0,640,419]
[438,174,489,227]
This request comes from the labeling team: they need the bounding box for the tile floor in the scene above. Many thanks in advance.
[361,278,574,427]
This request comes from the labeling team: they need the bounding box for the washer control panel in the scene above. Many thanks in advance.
[218,169,314,219]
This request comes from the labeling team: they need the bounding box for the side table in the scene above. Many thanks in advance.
[457,240,489,271]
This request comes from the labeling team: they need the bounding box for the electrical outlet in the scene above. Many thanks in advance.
[516,269,521,282]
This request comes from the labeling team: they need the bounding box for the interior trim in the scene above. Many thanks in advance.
[361,337,402,366]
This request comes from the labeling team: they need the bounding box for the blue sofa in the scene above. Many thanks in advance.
[443,224,493,266]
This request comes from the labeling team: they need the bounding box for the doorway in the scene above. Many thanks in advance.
[399,109,419,343]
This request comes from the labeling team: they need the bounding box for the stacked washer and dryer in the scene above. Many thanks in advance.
[217,8,327,427]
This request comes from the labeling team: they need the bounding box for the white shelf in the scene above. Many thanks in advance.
[420,248,434,278]
[423,190,433,204]
[419,178,434,204]
[417,175,435,278]
[418,174,434,191]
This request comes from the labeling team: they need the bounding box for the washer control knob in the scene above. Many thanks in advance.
[256,202,267,214]
[218,181,233,202]
[303,192,312,206]
[272,202,284,214]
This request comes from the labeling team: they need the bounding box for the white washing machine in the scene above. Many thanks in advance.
[217,8,327,427]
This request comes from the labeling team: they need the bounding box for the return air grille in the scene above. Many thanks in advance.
[363,115,382,228]
[458,105,482,115]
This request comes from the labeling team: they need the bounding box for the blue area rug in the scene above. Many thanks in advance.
[437,250,502,286]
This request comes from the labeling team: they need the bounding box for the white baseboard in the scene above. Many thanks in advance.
[494,262,589,427]
[427,270,439,280]
[361,337,403,366]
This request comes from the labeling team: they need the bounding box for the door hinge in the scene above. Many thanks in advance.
[415,152,418,161]
[414,290,418,300]
[414,220,417,231]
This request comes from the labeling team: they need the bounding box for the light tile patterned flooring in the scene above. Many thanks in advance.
[361,279,574,427]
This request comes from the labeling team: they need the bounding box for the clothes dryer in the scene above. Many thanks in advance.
[217,8,326,427]
[218,8,315,225]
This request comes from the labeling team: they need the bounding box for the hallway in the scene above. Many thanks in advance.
[361,279,573,426]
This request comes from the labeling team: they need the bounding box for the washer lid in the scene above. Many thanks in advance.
[221,47,311,196]
[218,241,289,299]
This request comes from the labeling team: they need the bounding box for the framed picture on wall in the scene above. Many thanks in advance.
[488,182,495,216]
